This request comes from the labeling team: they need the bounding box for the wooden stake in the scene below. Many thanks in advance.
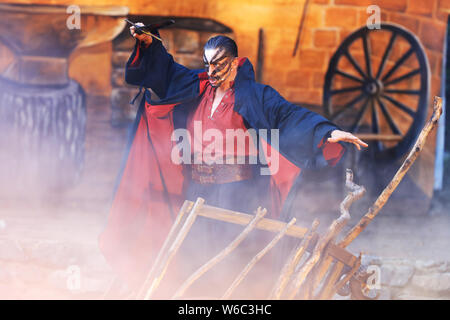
[286,168,365,299]
[306,168,366,296]
[143,197,205,299]
[172,207,267,299]
[339,96,443,248]
[136,200,193,299]
[221,217,297,299]
[315,261,345,300]
[269,219,319,300]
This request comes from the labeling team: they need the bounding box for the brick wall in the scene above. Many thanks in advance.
[280,0,447,106]
[1,0,446,107]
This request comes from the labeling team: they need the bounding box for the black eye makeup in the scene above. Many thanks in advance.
[204,56,231,72]
[203,48,229,67]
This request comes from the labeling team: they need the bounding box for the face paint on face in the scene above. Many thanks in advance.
[203,47,234,87]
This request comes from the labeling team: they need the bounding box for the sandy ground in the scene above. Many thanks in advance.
[2,191,449,263]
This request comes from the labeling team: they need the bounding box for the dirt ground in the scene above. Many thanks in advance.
[291,164,450,263]
[3,181,450,263]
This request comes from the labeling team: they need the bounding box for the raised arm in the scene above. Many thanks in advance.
[125,23,199,101]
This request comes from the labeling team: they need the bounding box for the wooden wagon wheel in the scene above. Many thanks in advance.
[323,23,430,162]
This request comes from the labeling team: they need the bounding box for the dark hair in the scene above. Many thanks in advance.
[204,35,238,57]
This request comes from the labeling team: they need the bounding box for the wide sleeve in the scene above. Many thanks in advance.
[125,34,200,101]
[261,85,345,169]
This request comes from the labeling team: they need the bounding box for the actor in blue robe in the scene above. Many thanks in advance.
[99,27,367,291]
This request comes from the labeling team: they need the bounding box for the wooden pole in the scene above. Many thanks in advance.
[339,96,443,248]
[136,200,193,299]
[221,217,297,299]
[287,168,365,299]
[172,207,267,299]
[196,204,309,238]
[269,219,319,300]
[143,197,205,299]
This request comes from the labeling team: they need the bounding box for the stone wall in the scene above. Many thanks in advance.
[110,31,140,126]
[351,255,450,300]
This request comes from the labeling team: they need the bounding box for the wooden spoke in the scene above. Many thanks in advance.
[384,89,421,95]
[376,97,402,135]
[330,93,366,121]
[376,32,397,80]
[381,94,415,117]
[335,69,365,84]
[331,86,364,95]
[384,68,420,87]
[381,47,415,83]
[344,50,367,80]
[350,97,370,132]
[362,31,373,78]
[371,98,383,152]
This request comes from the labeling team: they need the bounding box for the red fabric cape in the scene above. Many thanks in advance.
[99,74,343,286]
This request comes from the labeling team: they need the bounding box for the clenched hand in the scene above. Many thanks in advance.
[130,22,153,47]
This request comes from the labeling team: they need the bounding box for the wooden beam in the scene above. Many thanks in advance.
[195,202,358,268]
[195,203,309,238]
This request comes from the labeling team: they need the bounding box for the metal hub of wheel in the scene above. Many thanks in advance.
[323,23,430,162]
[364,79,383,96]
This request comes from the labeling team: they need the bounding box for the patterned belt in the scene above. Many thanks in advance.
[191,163,253,184]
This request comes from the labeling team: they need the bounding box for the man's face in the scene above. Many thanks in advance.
[203,47,234,88]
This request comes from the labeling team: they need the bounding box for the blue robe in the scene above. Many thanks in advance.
[99,36,346,286]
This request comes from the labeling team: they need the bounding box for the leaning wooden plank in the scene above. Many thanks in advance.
[286,168,365,299]
[307,168,366,294]
[196,204,308,238]
[172,207,267,299]
[221,218,297,300]
[315,261,345,300]
[269,219,319,300]
[136,200,194,299]
[143,197,205,300]
[339,96,443,248]
[286,219,343,300]
[332,254,362,298]
[285,236,327,300]
[326,244,358,267]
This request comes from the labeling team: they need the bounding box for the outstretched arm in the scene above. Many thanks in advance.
[327,130,368,150]
[261,85,367,168]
